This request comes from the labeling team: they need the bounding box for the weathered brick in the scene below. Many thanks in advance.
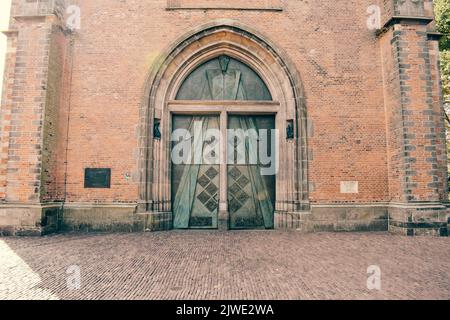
[0,0,447,236]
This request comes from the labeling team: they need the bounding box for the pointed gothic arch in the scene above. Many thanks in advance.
[138,20,310,228]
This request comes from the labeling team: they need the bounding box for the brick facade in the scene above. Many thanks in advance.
[0,0,448,236]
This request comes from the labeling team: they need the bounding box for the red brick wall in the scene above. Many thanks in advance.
[380,21,448,203]
[2,17,55,203]
[0,32,18,200]
[1,0,447,208]
[1,0,69,204]
[56,0,390,204]
[41,24,70,202]
[380,27,404,202]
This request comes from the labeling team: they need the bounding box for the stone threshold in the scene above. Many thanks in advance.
[166,7,283,11]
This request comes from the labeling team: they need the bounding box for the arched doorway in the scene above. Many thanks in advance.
[139,22,309,230]
[171,55,276,229]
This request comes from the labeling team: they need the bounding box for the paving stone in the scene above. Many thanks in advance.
[0,231,449,300]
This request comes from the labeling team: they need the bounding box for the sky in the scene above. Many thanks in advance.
[0,0,12,95]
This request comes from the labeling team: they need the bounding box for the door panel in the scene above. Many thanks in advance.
[228,115,276,229]
[172,115,220,229]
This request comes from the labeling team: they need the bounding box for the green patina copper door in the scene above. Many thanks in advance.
[172,115,220,229]
[228,115,276,229]
[171,55,275,230]
[171,115,276,230]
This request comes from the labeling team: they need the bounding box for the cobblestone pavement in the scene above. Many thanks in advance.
[0,231,449,300]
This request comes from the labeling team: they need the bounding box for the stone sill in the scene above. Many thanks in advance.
[12,14,53,22]
[167,7,282,11]
[1,30,19,37]
[383,15,433,28]
[427,31,442,41]
[166,0,282,11]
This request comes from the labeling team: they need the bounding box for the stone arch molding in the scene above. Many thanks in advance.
[138,20,310,226]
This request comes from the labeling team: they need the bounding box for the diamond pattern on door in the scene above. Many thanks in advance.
[205,199,218,212]
[229,167,242,180]
[227,115,275,229]
[172,115,220,229]
[205,167,219,180]
[173,115,274,230]
[205,182,218,196]
[237,175,250,188]
[198,175,210,188]
[228,196,241,214]
[197,191,210,205]
[228,167,252,214]
[196,166,220,213]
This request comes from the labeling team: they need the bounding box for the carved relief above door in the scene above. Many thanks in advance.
[176,55,272,101]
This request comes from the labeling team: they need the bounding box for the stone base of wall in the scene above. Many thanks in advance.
[140,212,173,232]
[388,204,449,237]
[275,211,303,229]
[0,204,62,236]
[276,205,389,233]
[61,203,144,233]
[0,202,448,236]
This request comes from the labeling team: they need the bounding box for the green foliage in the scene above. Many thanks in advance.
[441,50,450,102]
[434,0,450,51]
[435,0,450,197]
[435,0,450,102]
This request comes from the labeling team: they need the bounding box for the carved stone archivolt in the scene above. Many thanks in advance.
[138,21,310,222]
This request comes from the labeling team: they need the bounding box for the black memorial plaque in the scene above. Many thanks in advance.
[84,168,111,188]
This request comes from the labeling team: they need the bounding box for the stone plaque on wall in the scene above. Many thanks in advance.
[167,0,282,10]
[85,168,111,189]
[340,181,359,194]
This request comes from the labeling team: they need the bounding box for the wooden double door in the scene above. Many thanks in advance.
[171,114,276,230]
